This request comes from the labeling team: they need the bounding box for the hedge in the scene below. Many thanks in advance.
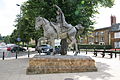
[78,44,112,49]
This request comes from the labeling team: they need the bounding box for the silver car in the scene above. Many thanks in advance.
[36,44,53,55]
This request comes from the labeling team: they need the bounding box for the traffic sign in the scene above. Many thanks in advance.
[17,37,21,42]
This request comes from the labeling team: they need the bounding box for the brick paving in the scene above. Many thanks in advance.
[0,51,120,80]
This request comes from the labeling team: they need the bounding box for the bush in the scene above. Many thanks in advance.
[18,44,36,48]
[27,44,36,48]
[78,44,112,49]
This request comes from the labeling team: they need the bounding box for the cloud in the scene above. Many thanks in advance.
[0,0,28,36]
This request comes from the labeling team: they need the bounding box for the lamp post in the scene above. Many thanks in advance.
[16,4,21,39]
[16,4,21,42]
[16,4,21,55]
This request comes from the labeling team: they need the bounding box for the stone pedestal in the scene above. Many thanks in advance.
[26,55,97,74]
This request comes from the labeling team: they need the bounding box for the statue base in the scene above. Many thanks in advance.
[26,55,97,74]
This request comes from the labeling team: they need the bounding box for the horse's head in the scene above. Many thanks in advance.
[35,16,45,30]
[75,24,84,33]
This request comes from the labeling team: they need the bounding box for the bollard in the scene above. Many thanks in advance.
[28,50,29,58]
[16,52,17,59]
[3,52,5,60]
[86,47,87,54]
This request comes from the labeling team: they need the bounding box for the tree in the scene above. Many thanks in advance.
[12,0,114,53]
[3,36,10,44]
[19,0,114,36]
[10,29,19,43]
[0,34,3,42]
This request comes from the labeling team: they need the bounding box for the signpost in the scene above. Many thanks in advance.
[16,37,21,58]
[17,37,21,42]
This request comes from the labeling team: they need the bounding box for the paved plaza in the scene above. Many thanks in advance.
[0,51,120,80]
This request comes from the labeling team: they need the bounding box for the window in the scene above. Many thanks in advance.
[114,32,120,38]
[95,37,98,42]
[100,37,104,41]
[95,32,99,35]
[100,31,104,35]
[114,42,120,48]
[119,25,120,30]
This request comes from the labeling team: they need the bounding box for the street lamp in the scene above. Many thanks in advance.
[16,4,21,42]
[16,4,21,55]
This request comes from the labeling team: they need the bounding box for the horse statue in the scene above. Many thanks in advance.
[35,16,84,55]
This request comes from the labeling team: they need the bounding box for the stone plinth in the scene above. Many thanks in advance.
[26,55,97,74]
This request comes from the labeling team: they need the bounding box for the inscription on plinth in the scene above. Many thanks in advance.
[26,55,97,74]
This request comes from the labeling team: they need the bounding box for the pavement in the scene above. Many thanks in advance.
[0,51,120,80]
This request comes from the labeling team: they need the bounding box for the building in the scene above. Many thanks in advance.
[93,27,110,45]
[81,15,120,48]
[110,23,120,48]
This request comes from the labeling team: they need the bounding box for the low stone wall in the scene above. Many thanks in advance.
[26,55,97,74]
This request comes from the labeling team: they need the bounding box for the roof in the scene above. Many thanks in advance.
[94,26,111,31]
[110,23,120,32]
[94,23,120,32]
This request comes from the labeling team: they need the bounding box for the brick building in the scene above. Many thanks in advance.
[81,15,120,48]
[110,23,120,48]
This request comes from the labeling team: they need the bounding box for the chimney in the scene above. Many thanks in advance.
[111,15,116,25]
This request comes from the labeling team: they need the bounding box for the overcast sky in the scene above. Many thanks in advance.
[0,0,120,36]
[0,0,27,36]
[94,0,120,29]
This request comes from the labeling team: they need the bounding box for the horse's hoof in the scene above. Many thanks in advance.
[74,52,78,56]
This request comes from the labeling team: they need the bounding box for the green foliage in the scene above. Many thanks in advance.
[10,29,19,43]
[3,36,10,44]
[27,44,36,48]
[19,43,36,48]
[11,0,114,45]
[0,35,3,42]
[78,44,113,49]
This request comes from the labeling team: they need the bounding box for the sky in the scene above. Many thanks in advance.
[94,0,120,29]
[0,0,27,36]
[0,0,120,36]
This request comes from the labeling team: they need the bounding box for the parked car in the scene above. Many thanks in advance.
[6,44,17,51]
[0,46,7,53]
[0,43,10,53]
[10,46,26,53]
[54,46,61,54]
[36,44,53,55]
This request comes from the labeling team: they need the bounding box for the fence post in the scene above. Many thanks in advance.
[94,47,95,54]
[102,47,105,58]
[94,47,95,52]
[115,48,117,58]
[3,52,5,60]
[94,47,97,56]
